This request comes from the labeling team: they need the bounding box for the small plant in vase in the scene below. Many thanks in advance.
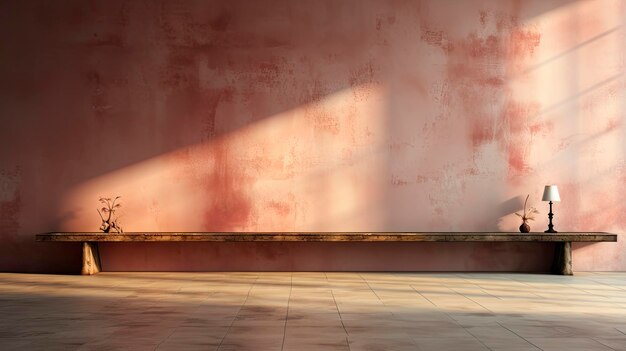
[97,196,123,233]
[515,194,539,233]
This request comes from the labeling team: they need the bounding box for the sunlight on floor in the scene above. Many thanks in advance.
[1,272,625,350]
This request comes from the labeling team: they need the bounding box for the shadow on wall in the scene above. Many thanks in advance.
[1,0,624,273]
[1,0,386,271]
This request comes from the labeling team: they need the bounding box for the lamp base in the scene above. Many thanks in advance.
[545,201,557,234]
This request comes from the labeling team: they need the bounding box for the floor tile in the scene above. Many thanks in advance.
[1,272,626,351]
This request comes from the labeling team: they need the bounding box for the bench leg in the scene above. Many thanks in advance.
[552,242,572,275]
[82,242,102,275]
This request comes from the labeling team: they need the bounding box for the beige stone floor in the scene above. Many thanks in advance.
[1,272,626,351]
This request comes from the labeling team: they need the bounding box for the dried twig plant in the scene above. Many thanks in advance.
[515,194,539,232]
[97,196,123,233]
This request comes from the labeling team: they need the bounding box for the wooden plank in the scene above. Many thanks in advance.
[36,232,618,243]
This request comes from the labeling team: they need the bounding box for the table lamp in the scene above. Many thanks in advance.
[542,185,560,233]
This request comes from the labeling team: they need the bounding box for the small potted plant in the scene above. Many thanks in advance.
[97,196,123,233]
[515,194,539,233]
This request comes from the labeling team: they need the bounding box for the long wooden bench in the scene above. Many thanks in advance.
[36,232,617,275]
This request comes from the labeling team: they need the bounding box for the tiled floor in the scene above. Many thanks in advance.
[1,273,625,351]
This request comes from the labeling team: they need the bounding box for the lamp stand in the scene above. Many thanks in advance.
[545,201,557,233]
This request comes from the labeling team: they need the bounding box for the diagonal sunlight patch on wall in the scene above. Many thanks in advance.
[453,0,626,243]
[60,83,388,232]
[513,0,626,270]
[5,0,625,273]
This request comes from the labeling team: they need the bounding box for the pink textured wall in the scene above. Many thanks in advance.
[0,0,624,273]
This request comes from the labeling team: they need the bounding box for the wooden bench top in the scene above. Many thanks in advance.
[37,232,617,242]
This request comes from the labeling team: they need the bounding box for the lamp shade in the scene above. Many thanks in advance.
[542,185,560,202]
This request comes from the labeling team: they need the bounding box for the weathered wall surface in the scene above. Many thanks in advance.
[1,0,624,273]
